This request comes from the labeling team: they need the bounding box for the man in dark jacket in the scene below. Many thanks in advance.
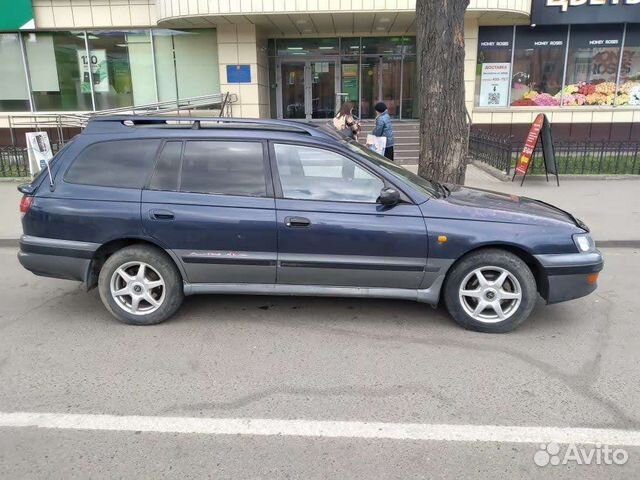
[371,102,395,161]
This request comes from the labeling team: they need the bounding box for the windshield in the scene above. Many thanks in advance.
[340,138,441,198]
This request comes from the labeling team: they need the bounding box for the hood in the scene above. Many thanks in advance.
[433,184,582,228]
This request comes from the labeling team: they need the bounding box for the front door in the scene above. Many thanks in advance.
[278,60,337,120]
[270,142,427,289]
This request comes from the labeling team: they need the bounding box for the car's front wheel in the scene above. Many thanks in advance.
[98,245,184,325]
[443,249,537,333]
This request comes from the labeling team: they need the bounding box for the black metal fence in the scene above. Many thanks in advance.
[468,131,513,173]
[469,130,640,176]
[0,144,61,178]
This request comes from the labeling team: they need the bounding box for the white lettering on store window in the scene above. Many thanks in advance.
[533,41,564,46]
[547,0,640,12]
[588,39,619,45]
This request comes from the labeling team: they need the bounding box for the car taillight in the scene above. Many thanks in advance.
[20,195,33,216]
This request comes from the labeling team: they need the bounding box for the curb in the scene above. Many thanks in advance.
[595,240,640,249]
[470,160,511,182]
[1,238,638,249]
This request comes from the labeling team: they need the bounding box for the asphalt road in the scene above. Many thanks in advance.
[1,247,639,479]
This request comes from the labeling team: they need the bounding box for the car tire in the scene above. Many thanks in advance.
[443,249,537,333]
[98,245,184,325]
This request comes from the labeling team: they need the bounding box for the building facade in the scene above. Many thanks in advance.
[0,0,639,141]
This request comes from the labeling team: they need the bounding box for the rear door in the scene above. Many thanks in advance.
[141,139,277,284]
[270,142,427,289]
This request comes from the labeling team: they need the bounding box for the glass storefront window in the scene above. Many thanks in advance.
[88,30,156,110]
[401,56,419,119]
[511,26,567,107]
[475,27,513,108]
[23,31,93,111]
[268,36,415,120]
[361,36,414,55]
[618,24,640,106]
[276,38,339,56]
[0,34,30,111]
[341,60,359,114]
[153,29,220,103]
[341,37,361,55]
[564,24,623,106]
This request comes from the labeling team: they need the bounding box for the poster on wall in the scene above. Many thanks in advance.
[479,63,511,107]
[25,131,53,176]
[77,49,109,93]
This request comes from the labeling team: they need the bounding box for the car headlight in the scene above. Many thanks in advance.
[573,233,595,253]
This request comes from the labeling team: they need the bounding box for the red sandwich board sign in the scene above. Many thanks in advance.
[512,113,559,186]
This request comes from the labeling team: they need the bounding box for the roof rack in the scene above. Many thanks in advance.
[84,116,334,139]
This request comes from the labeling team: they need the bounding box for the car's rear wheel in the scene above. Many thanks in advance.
[98,245,184,325]
[443,249,537,333]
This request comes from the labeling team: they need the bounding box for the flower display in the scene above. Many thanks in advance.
[511,80,640,107]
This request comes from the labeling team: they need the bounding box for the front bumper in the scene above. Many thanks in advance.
[535,250,604,304]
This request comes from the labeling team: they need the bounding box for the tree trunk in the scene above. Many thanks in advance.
[416,0,470,185]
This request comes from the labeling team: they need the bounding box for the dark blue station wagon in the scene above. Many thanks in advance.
[18,117,603,333]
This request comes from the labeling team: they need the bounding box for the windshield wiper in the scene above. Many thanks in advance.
[432,180,450,198]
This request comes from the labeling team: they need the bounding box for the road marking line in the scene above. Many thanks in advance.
[1,411,640,446]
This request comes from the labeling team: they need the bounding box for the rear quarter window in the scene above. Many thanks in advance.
[64,139,161,189]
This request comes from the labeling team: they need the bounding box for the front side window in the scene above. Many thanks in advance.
[274,144,383,203]
[65,139,160,188]
[179,141,267,197]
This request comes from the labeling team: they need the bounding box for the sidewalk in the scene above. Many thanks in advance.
[0,181,23,242]
[1,166,639,244]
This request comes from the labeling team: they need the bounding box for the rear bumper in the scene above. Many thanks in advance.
[18,235,99,283]
[535,250,604,304]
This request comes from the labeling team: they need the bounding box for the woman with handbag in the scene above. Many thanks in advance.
[332,102,360,140]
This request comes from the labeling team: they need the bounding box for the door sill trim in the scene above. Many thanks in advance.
[183,276,444,305]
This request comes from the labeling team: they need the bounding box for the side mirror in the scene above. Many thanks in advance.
[378,187,400,206]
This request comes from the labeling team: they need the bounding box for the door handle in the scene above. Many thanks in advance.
[150,209,174,220]
[285,216,311,228]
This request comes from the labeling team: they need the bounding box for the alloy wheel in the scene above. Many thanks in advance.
[458,266,522,323]
[110,261,166,315]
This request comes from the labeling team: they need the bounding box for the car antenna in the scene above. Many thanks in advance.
[45,157,55,191]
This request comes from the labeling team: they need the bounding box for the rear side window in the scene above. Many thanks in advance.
[65,139,160,188]
[148,141,182,191]
[149,140,267,197]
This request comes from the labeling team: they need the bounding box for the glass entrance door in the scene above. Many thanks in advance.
[278,60,336,119]
[360,56,402,119]
[280,62,306,119]
[310,61,335,119]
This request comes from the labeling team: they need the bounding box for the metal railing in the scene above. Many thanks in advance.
[469,130,640,176]
[0,144,61,178]
[4,93,237,148]
[468,131,513,173]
